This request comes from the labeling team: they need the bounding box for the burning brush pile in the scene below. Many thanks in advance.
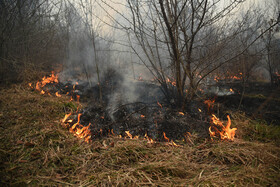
[28,71,237,145]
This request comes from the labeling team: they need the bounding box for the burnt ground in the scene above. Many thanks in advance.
[33,75,280,143]
[55,80,210,142]
[213,82,280,125]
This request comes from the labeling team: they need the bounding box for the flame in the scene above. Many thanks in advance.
[198,108,202,112]
[214,73,243,82]
[167,78,176,86]
[209,115,237,141]
[75,123,91,143]
[229,88,234,93]
[76,95,80,102]
[62,113,72,123]
[64,113,91,143]
[111,129,115,135]
[125,131,133,139]
[140,115,145,118]
[204,99,215,112]
[35,71,59,94]
[179,112,184,116]
[157,101,162,108]
[163,132,169,142]
[170,140,179,147]
[69,113,82,132]
[55,92,61,97]
[144,133,154,144]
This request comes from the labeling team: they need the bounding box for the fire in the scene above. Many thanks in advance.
[209,114,237,141]
[167,78,176,86]
[214,73,243,82]
[162,132,180,146]
[32,70,239,144]
[157,101,162,108]
[125,131,139,139]
[170,140,179,147]
[75,123,91,143]
[55,92,61,97]
[66,113,92,143]
[229,88,234,93]
[76,95,80,102]
[144,133,154,144]
[204,99,215,112]
[69,114,82,133]
[163,132,169,142]
[34,71,59,95]
[125,131,133,139]
[62,113,72,123]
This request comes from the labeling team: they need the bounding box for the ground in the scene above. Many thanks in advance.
[0,84,280,186]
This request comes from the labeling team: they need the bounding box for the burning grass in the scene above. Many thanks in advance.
[0,84,280,186]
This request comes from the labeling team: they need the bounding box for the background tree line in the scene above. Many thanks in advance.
[0,0,279,109]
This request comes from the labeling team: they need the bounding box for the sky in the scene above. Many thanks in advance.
[95,0,277,34]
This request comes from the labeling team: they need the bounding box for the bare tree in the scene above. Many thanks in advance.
[126,0,259,109]
[261,0,280,85]
[0,0,63,83]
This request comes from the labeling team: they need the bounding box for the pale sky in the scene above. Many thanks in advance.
[94,0,277,35]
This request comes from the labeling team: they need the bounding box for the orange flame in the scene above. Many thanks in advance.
[75,123,91,143]
[167,78,176,86]
[76,95,80,102]
[64,113,91,143]
[144,133,154,144]
[35,72,58,94]
[209,115,237,141]
[163,132,169,142]
[55,92,61,97]
[140,115,145,118]
[157,101,162,108]
[62,113,72,123]
[179,112,184,116]
[170,140,179,147]
[125,131,133,139]
[204,99,215,112]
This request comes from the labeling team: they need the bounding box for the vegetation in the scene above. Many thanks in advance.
[0,85,279,186]
[0,0,279,186]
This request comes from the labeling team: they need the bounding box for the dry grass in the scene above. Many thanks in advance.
[0,84,279,186]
